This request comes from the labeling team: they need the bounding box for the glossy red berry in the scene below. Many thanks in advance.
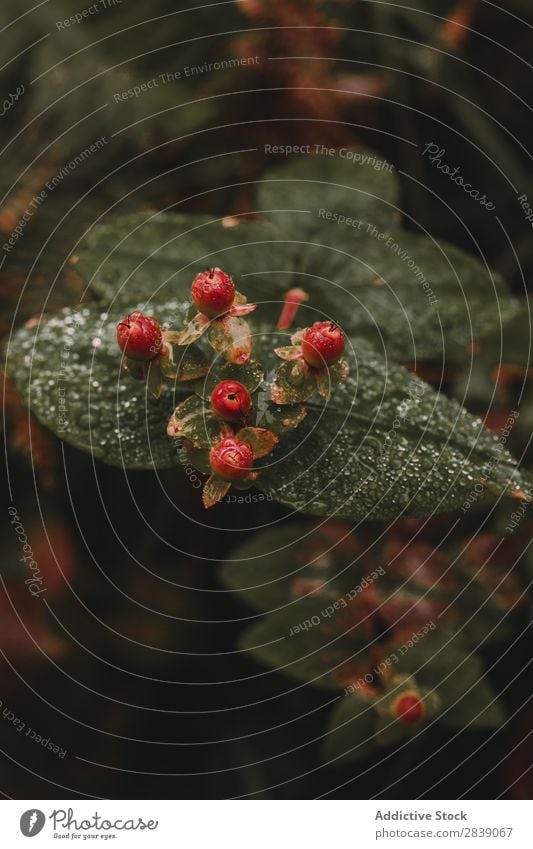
[191,267,235,318]
[301,321,345,368]
[209,437,253,482]
[211,380,252,422]
[116,312,162,362]
[393,692,425,725]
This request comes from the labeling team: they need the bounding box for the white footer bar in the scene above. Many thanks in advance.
[1,799,528,848]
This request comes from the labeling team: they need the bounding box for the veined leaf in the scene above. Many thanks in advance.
[254,334,532,520]
[4,303,185,469]
[6,311,532,519]
[74,212,281,307]
[73,156,516,364]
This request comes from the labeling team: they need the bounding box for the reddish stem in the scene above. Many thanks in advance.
[277,288,309,330]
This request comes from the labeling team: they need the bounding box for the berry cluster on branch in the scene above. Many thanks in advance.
[116,267,349,507]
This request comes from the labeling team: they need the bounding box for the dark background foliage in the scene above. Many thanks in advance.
[1,0,532,799]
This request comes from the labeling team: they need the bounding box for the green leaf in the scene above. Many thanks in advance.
[167,395,221,449]
[442,674,506,730]
[74,212,279,307]
[5,303,183,469]
[239,600,368,691]
[257,151,400,234]
[7,308,532,520]
[257,156,516,362]
[162,344,210,383]
[271,360,317,404]
[234,527,378,691]
[168,313,210,346]
[221,522,360,612]
[474,298,532,370]
[223,524,308,609]
[73,154,516,364]
[259,402,308,436]
[225,522,507,742]
[255,336,533,520]
[395,633,506,730]
[236,427,278,458]
[207,314,252,365]
[322,696,376,766]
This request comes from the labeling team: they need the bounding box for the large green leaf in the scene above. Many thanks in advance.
[257,152,399,234]
[253,332,532,520]
[257,157,516,362]
[223,522,519,727]
[73,212,281,308]
[6,307,532,519]
[4,303,185,469]
[221,521,344,612]
[74,155,517,363]
[239,597,369,692]
[222,522,522,646]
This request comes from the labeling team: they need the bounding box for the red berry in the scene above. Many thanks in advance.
[211,380,252,422]
[209,437,253,482]
[191,267,235,318]
[393,692,425,725]
[301,321,345,368]
[116,311,162,362]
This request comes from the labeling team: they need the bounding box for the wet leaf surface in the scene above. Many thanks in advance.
[255,336,533,519]
[207,314,252,365]
[75,156,516,364]
[6,311,533,518]
[166,395,221,449]
[5,302,184,469]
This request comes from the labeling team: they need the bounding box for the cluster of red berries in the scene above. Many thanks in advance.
[116,267,240,362]
[209,380,253,482]
[117,267,348,502]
